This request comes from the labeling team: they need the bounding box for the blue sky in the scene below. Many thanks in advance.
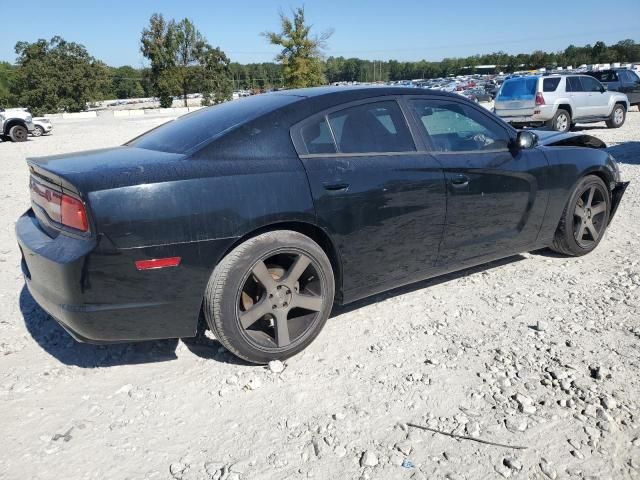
[2,0,639,66]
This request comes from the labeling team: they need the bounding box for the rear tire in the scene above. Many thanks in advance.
[9,125,28,142]
[204,230,335,364]
[548,109,571,132]
[550,175,610,256]
[606,103,626,128]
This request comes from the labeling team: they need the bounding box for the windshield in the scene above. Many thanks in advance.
[497,77,538,100]
[127,93,300,154]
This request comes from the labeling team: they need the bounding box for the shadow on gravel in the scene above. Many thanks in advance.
[331,254,527,317]
[20,285,179,368]
[607,141,640,165]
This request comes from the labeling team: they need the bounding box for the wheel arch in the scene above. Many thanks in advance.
[3,119,28,135]
[556,103,572,118]
[219,221,344,303]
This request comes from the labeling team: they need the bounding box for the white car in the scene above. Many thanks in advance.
[0,108,34,142]
[32,118,53,137]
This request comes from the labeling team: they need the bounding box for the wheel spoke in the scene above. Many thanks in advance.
[251,261,277,291]
[576,219,587,240]
[292,293,323,312]
[274,310,290,346]
[591,203,606,216]
[586,187,596,208]
[284,254,311,286]
[574,204,585,218]
[586,223,599,240]
[239,299,271,328]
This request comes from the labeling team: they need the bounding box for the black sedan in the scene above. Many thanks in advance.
[17,87,629,363]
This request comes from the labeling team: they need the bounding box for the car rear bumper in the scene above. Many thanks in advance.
[16,209,205,343]
[495,105,556,124]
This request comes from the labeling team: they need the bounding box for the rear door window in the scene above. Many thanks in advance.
[300,118,336,154]
[327,101,415,154]
[543,77,561,92]
[566,77,584,92]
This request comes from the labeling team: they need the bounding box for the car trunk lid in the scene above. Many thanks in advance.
[27,146,187,195]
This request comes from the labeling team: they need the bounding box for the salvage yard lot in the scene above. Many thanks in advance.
[1,112,639,479]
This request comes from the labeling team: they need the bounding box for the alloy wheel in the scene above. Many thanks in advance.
[613,107,624,125]
[573,184,607,248]
[14,127,28,141]
[236,251,325,350]
[555,113,569,131]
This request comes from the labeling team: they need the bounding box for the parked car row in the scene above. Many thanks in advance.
[0,108,52,142]
[494,71,636,131]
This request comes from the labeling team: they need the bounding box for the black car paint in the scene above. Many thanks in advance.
[16,87,626,343]
[586,69,640,105]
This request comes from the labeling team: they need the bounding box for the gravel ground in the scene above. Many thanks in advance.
[1,111,639,480]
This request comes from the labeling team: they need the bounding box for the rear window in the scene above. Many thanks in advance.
[498,77,538,100]
[127,94,299,154]
[543,77,561,92]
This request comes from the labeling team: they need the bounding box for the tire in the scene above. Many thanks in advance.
[32,126,44,137]
[204,230,335,364]
[547,109,571,132]
[550,175,611,256]
[8,125,28,142]
[606,103,626,128]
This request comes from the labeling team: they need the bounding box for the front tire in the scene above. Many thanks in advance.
[32,126,44,137]
[550,175,611,256]
[548,109,571,132]
[204,231,335,364]
[606,104,626,128]
[8,125,28,142]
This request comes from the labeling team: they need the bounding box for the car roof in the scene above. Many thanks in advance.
[270,85,462,101]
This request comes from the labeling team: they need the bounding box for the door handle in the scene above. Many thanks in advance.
[323,182,350,192]
[450,174,470,187]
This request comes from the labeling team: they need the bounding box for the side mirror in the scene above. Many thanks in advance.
[601,85,608,92]
[515,130,537,149]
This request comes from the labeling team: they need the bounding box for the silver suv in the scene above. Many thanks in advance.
[494,74,630,132]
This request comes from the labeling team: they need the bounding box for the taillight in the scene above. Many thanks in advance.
[535,93,545,106]
[30,177,89,232]
[60,194,89,231]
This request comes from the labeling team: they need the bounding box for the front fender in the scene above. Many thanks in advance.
[536,146,618,244]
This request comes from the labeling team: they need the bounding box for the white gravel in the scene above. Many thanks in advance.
[1,111,639,479]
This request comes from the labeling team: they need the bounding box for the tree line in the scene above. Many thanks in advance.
[0,6,638,115]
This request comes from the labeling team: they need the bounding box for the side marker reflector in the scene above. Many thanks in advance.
[135,257,181,271]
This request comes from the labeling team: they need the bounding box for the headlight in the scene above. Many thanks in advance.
[25,115,32,122]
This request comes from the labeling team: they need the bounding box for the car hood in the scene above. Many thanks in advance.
[530,129,607,149]
[27,146,187,194]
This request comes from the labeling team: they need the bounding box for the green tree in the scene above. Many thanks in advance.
[262,7,332,88]
[141,13,233,108]
[110,65,145,99]
[141,13,177,107]
[0,61,14,107]
[199,46,232,105]
[172,18,207,107]
[11,37,108,115]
